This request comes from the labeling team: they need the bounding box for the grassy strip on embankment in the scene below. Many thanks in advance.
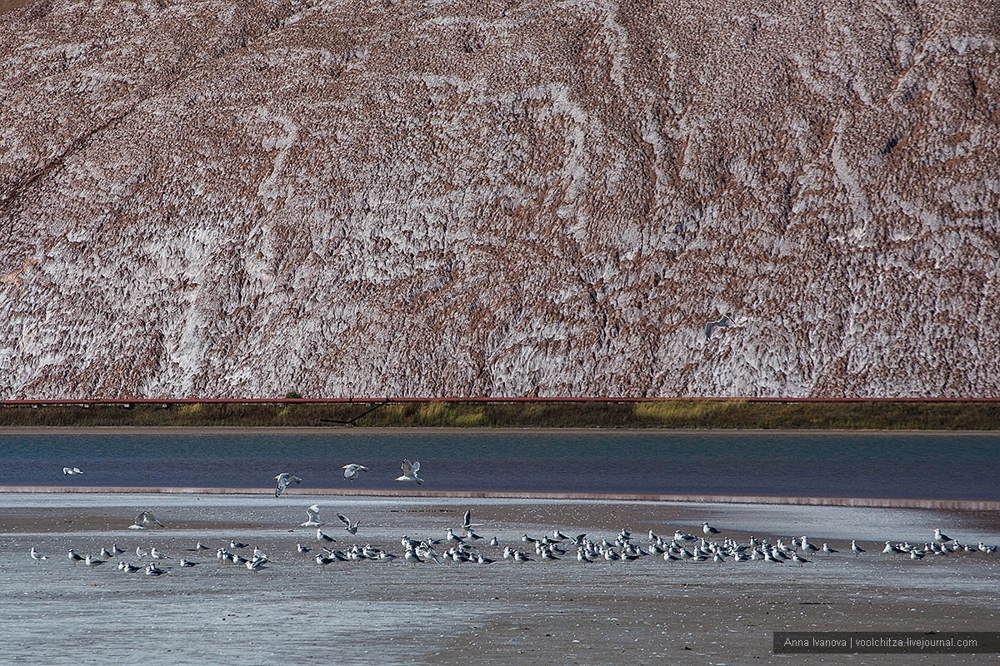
[1,399,1000,429]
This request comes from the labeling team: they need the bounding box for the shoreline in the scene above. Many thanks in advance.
[2,425,998,435]
[2,485,999,510]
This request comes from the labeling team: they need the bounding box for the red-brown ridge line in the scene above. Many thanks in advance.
[0,486,997,510]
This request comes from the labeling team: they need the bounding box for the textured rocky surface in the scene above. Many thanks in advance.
[1,0,998,399]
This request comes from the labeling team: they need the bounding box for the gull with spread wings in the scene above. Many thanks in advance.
[395,459,423,485]
[274,473,302,497]
[129,511,164,530]
[337,513,360,535]
[300,504,322,527]
[342,464,369,481]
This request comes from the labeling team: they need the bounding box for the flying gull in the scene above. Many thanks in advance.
[461,510,481,531]
[274,473,302,497]
[337,513,359,535]
[62,467,83,475]
[129,511,164,530]
[342,464,369,481]
[301,504,322,527]
[396,459,423,484]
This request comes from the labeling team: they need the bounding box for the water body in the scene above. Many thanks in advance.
[2,430,998,500]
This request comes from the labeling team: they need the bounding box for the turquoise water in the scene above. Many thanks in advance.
[2,430,998,499]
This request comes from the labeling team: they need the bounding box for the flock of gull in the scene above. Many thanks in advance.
[60,459,415,495]
[42,461,1000,574]
[26,506,1000,577]
[272,460,421,496]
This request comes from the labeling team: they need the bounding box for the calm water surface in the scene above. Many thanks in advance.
[1,430,998,499]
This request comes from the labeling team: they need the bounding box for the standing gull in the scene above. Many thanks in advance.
[342,464,369,481]
[395,459,424,484]
[274,473,302,497]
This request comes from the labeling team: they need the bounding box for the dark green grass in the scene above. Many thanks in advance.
[2,400,1000,429]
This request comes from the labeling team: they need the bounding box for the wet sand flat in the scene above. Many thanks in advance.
[1,494,999,665]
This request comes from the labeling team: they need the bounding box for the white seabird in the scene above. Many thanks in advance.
[301,504,322,527]
[274,473,302,497]
[145,563,166,576]
[129,511,164,530]
[62,467,84,475]
[395,459,423,484]
[461,510,481,530]
[337,513,359,535]
[703,522,720,535]
[934,529,953,543]
[317,528,335,543]
[30,547,48,561]
[342,464,369,481]
[851,540,866,556]
[246,557,267,573]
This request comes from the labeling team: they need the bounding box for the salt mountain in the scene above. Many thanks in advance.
[1,0,998,399]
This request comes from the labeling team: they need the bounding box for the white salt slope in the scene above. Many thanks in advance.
[0,0,998,399]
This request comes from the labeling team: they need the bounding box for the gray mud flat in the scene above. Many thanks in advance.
[1,495,998,665]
